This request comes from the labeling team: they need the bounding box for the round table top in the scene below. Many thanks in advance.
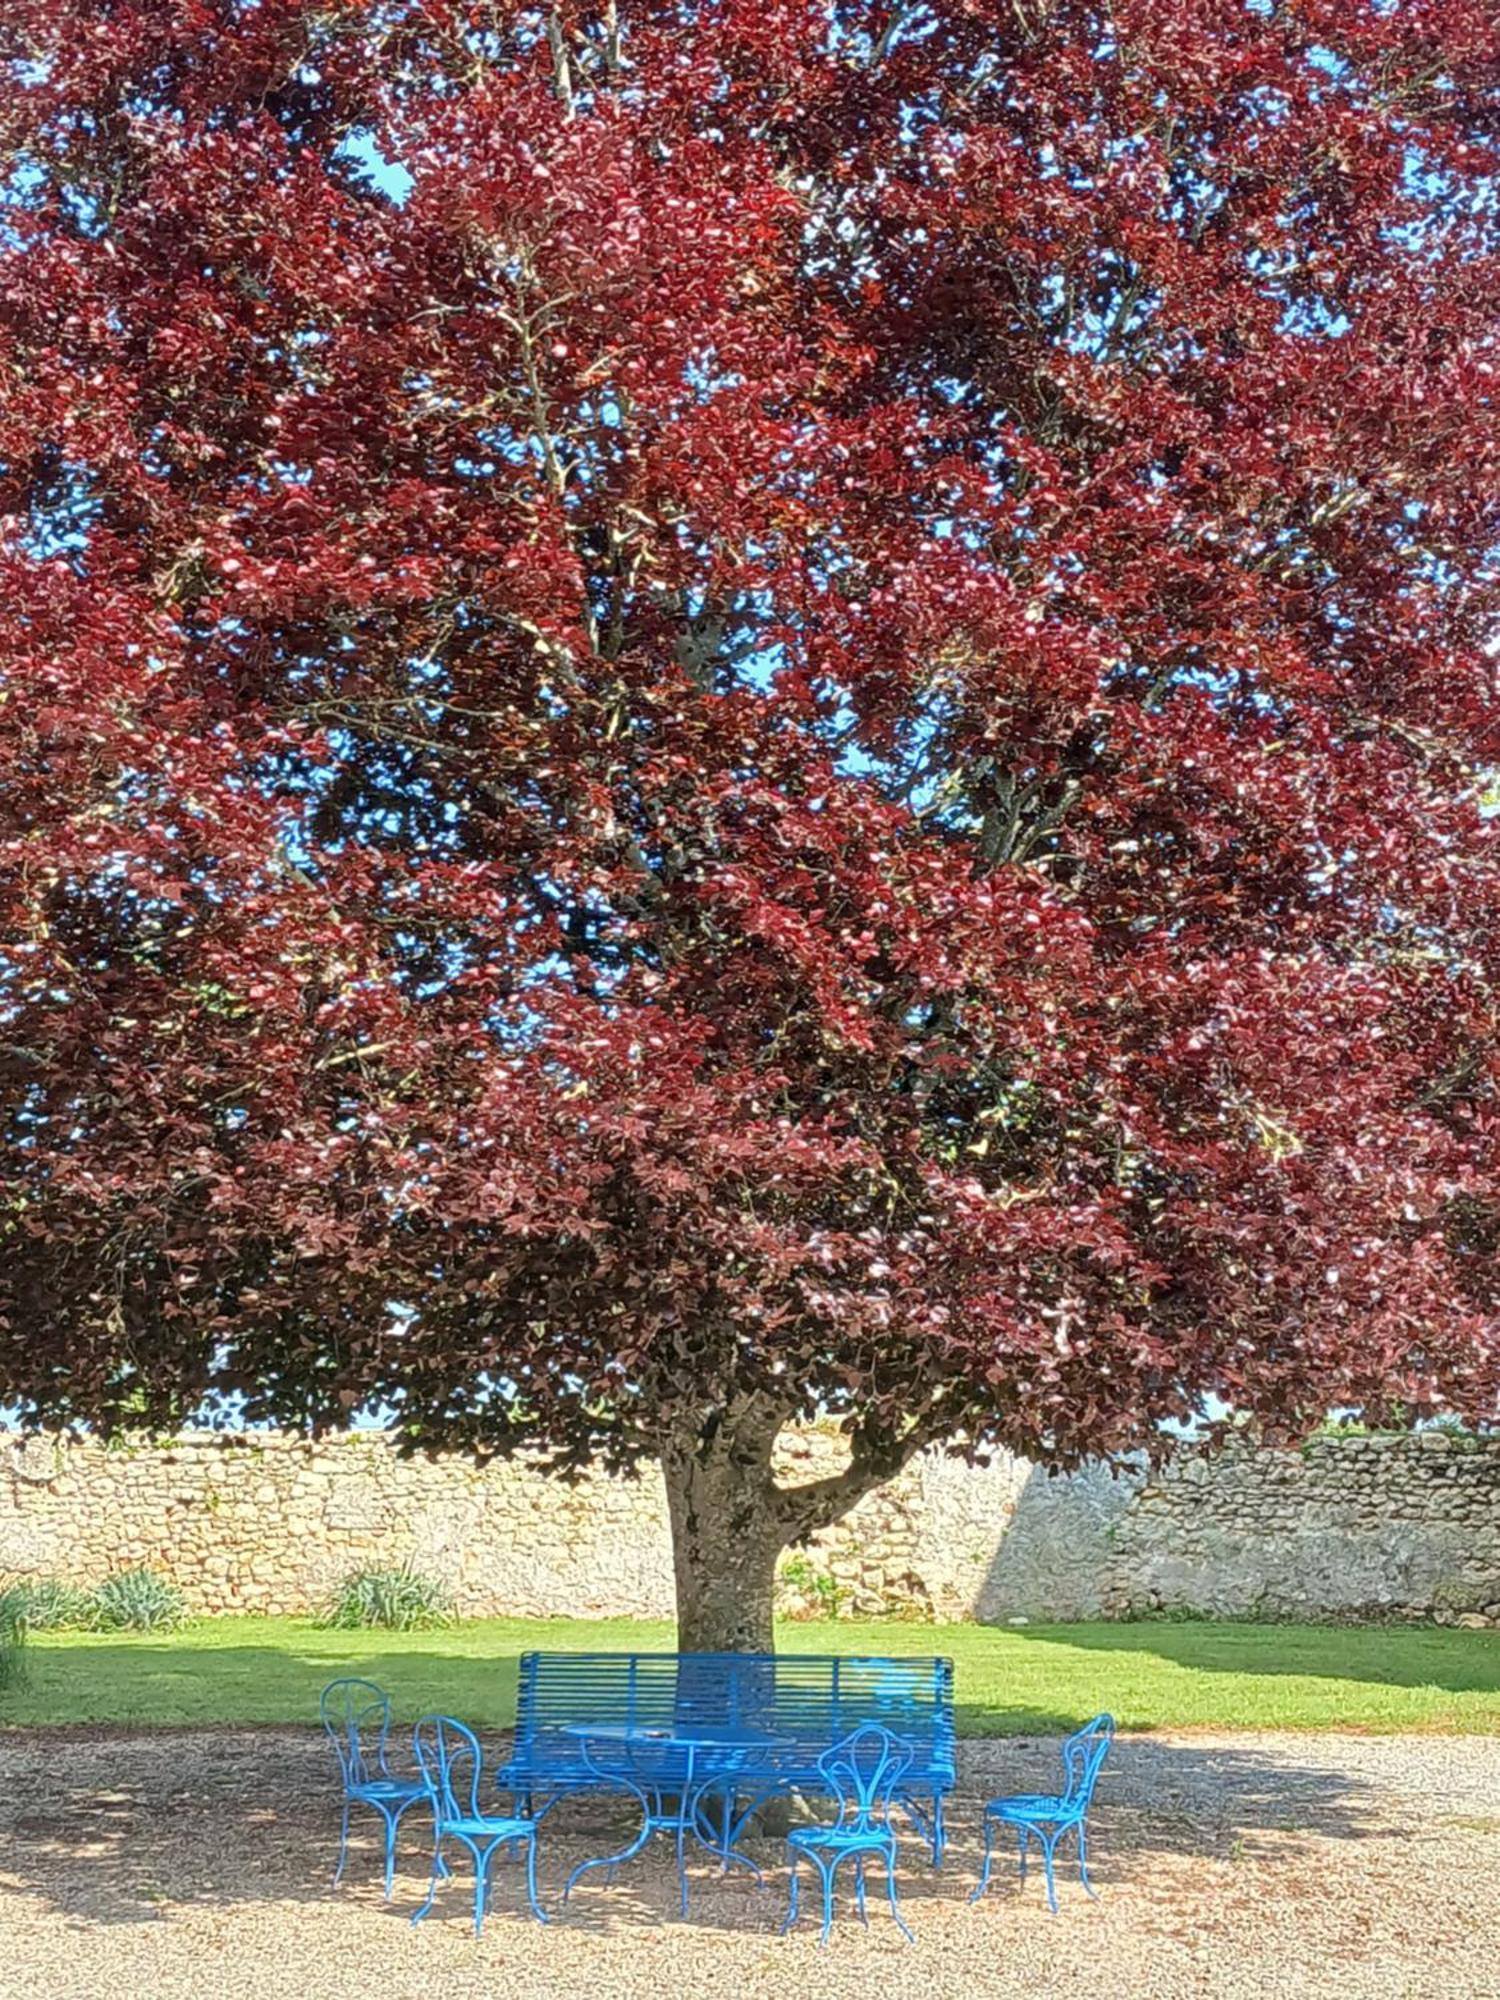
[561,1722,783,1749]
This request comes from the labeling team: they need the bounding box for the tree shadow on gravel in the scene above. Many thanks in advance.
[0,1720,1401,1935]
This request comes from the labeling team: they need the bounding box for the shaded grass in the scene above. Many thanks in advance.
[2,1615,1497,1736]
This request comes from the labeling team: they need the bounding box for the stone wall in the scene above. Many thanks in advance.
[1,1426,1497,1627]
[1096,1433,1500,1627]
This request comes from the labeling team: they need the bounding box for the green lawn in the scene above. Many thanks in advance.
[4,1615,1498,1735]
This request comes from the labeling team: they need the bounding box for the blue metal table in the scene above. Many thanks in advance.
[561,1723,781,1915]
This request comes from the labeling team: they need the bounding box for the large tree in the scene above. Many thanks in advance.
[2,0,1499,1649]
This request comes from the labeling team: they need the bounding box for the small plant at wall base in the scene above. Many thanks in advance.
[322,1565,453,1632]
[0,1586,29,1689]
[87,1568,188,1633]
[777,1554,851,1621]
[0,1577,92,1631]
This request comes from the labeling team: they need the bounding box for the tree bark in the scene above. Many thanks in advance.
[659,1396,788,1653]
[658,1395,934,1653]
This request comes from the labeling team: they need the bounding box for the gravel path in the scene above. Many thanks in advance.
[0,1728,1496,2000]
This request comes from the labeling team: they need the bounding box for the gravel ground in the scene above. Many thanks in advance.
[0,1727,1496,2000]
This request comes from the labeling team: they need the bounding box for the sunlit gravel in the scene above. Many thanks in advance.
[0,1727,1496,2000]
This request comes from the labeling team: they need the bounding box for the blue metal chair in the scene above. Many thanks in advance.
[411,1715,548,1935]
[970,1713,1115,1913]
[781,1722,915,1947]
[319,1678,428,1900]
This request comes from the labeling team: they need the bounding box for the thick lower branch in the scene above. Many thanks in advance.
[658,1391,962,1648]
[774,1431,926,1541]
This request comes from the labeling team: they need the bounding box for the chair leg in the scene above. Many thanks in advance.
[883,1847,914,1945]
[855,1856,868,1926]
[1041,1832,1059,1915]
[474,1852,488,1938]
[411,1838,445,1926]
[333,1798,351,1887]
[380,1805,399,1901]
[473,1839,510,1938]
[1077,1820,1097,1899]
[525,1834,549,1924]
[817,1854,837,1950]
[675,1796,690,1918]
[780,1854,802,1936]
[932,1792,946,1868]
[969,1813,996,1903]
[1017,1825,1029,1884]
[428,1798,450,1883]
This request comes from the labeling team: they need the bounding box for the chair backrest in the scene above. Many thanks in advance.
[816,1722,914,1833]
[320,1677,393,1791]
[413,1713,484,1825]
[1059,1713,1115,1811]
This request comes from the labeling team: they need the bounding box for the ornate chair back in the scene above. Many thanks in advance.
[412,1713,485,1827]
[320,1677,395,1792]
[817,1722,914,1836]
[1059,1713,1115,1816]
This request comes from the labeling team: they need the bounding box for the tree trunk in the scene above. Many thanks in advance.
[660,1399,787,1653]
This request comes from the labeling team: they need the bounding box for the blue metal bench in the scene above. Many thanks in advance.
[494,1650,956,1863]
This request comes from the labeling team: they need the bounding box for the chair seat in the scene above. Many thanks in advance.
[438,1814,535,1842]
[351,1779,426,1803]
[985,1795,1074,1821]
[788,1823,897,1853]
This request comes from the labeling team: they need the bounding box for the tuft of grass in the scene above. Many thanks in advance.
[87,1568,188,1633]
[320,1564,452,1632]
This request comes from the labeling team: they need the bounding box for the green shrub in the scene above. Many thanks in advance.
[322,1564,453,1632]
[87,1567,188,1632]
[2,1576,93,1631]
[0,1586,29,1688]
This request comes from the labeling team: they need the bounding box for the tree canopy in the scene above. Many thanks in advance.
[2,0,1498,1644]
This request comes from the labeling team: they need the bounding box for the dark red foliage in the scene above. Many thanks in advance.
[2,0,1499,1502]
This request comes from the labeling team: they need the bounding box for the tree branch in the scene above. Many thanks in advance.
[546,12,575,120]
[773,1428,923,1539]
[870,8,912,65]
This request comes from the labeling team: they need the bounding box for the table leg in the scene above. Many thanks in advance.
[562,1775,656,1904]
